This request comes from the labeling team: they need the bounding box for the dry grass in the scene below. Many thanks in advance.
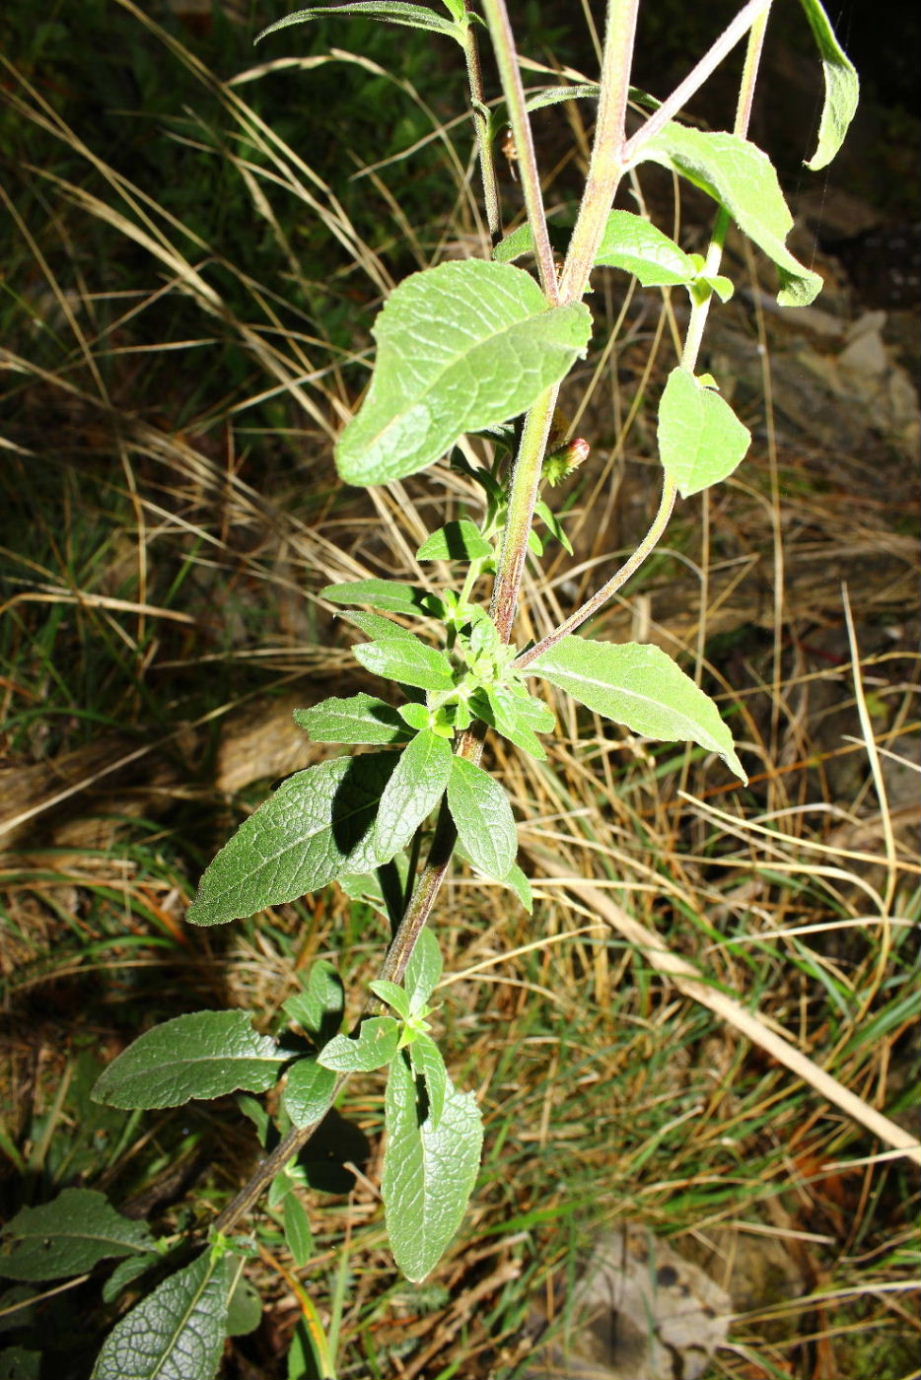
[1,7,919,1378]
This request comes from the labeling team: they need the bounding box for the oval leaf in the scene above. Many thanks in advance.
[91,1250,230,1380]
[188,753,398,926]
[595,210,697,286]
[404,928,443,1008]
[0,1190,156,1283]
[282,1059,338,1130]
[382,1053,483,1282]
[92,1011,285,1110]
[322,579,438,616]
[528,636,746,781]
[446,756,517,881]
[416,520,493,562]
[373,728,453,859]
[353,635,456,693]
[319,1016,401,1073]
[658,366,750,497]
[634,123,823,306]
[294,694,411,746]
[336,260,592,486]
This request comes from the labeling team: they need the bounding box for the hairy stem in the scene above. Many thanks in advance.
[480,0,558,301]
[461,1,501,240]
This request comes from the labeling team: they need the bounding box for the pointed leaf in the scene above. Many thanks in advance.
[283,960,345,1042]
[502,862,533,913]
[658,366,751,497]
[257,3,463,44]
[404,928,443,1008]
[323,578,438,617]
[373,728,452,859]
[294,694,411,746]
[0,1191,156,1283]
[369,978,413,1019]
[91,1250,230,1380]
[282,1059,338,1129]
[282,1193,314,1269]
[383,1053,483,1282]
[92,1011,286,1110]
[336,260,592,486]
[353,636,456,693]
[635,123,823,306]
[493,222,535,265]
[595,210,697,286]
[797,0,859,170]
[188,753,398,926]
[528,636,746,781]
[478,683,556,760]
[447,757,517,881]
[318,1017,401,1073]
[408,1033,448,1127]
[416,520,493,562]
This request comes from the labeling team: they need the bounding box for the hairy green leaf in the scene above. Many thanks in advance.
[595,210,697,286]
[373,728,453,859]
[528,636,746,781]
[447,757,517,880]
[336,260,592,486]
[323,578,438,616]
[634,123,822,306]
[294,694,411,746]
[0,1190,156,1283]
[404,928,443,1008]
[416,520,493,562]
[91,1250,230,1380]
[187,754,398,926]
[319,1017,401,1073]
[658,366,751,496]
[493,222,535,265]
[257,2,463,45]
[283,960,345,1042]
[282,1059,338,1129]
[797,0,859,169]
[370,978,413,1019]
[477,683,556,760]
[353,635,456,693]
[409,1033,448,1127]
[382,1053,483,1281]
[92,1011,286,1110]
[339,609,416,641]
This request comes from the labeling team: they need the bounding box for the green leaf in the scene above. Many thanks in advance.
[373,728,453,858]
[0,1190,156,1283]
[502,862,533,913]
[319,1017,402,1073]
[797,0,859,170]
[658,366,751,497]
[283,960,345,1043]
[257,2,463,44]
[336,260,592,486]
[323,578,438,617]
[354,635,456,693]
[528,636,747,781]
[534,498,574,555]
[447,757,517,881]
[283,1194,314,1269]
[282,1058,338,1129]
[188,753,398,926]
[493,222,535,265]
[404,928,443,1008]
[416,520,493,562]
[338,609,417,642]
[408,1033,448,1127]
[92,1011,286,1110]
[226,1269,262,1337]
[382,1053,483,1282]
[477,683,556,761]
[594,210,697,286]
[0,1348,40,1380]
[369,978,413,1020]
[525,82,601,113]
[294,693,411,746]
[91,1249,231,1380]
[102,1254,159,1305]
[634,123,823,306]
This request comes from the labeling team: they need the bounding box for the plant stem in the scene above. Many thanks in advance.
[514,472,678,668]
[461,1,501,241]
[559,0,639,302]
[480,0,558,301]
[622,0,773,164]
